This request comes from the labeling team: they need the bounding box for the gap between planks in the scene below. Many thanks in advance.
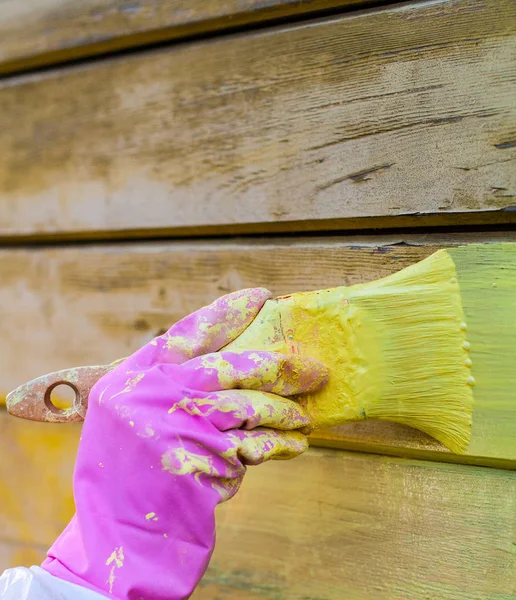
[1,214,516,247]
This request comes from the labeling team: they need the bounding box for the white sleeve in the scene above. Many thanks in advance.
[0,566,106,600]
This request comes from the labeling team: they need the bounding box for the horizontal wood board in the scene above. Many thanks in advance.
[197,448,516,600]
[0,0,515,241]
[0,0,383,76]
[1,233,516,466]
[0,412,78,550]
[1,427,515,600]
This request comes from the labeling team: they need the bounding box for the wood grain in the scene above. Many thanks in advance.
[2,426,515,599]
[0,0,380,76]
[1,0,515,241]
[1,233,516,466]
[196,448,516,600]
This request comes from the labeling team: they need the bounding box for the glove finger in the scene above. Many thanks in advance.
[179,351,328,396]
[122,288,272,370]
[228,428,308,466]
[173,389,312,431]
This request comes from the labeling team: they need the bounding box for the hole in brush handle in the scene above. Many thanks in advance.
[44,381,80,415]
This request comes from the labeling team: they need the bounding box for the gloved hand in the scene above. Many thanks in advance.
[42,288,327,599]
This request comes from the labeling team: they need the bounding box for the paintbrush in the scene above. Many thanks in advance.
[6,243,516,455]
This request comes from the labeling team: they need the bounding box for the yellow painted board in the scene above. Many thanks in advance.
[2,234,516,466]
[0,0,515,241]
[0,0,384,76]
[0,541,49,572]
[448,245,516,460]
[0,412,78,548]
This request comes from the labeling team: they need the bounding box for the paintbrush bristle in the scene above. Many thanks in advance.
[226,243,516,455]
[350,249,473,454]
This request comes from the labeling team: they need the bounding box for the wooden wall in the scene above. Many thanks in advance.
[0,0,515,597]
[1,0,515,241]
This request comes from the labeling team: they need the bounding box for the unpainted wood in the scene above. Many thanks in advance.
[1,418,515,600]
[0,0,379,76]
[195,448,516,600]
[1,233,516,466]
[0,0,515,240]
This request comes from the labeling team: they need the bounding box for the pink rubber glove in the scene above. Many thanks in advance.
[42,288,327,600]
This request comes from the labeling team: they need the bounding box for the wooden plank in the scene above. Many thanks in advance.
[197,448,516,600]
[0,541,49,571]
[0,0,515,241]
[0,411,78,551]
[0,0,379,76]
[1,421,516,600]
[1,232,516,466]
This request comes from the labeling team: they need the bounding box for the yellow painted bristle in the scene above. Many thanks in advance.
[226,244,516,455]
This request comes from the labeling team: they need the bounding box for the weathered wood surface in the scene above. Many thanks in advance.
[2,427,515,599]
[0,0,515,241]
[196,449,516,600]
[0,0,378,76]
[1,233,516,466]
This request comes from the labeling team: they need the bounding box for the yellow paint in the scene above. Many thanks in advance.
[168,390,307,430]
[106,546,124,594]
[160,288,270,359]
[198,351,323,397]
[8,547,44,569]
[227,249,474,453]
[161,429,306,499]
[107,373,145,402]
[230,429,308,464]
[0,414,78,549]
[161,445,241,500]
[162,446,228,479]
[199,354,284,392]
[449,244,516,460]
